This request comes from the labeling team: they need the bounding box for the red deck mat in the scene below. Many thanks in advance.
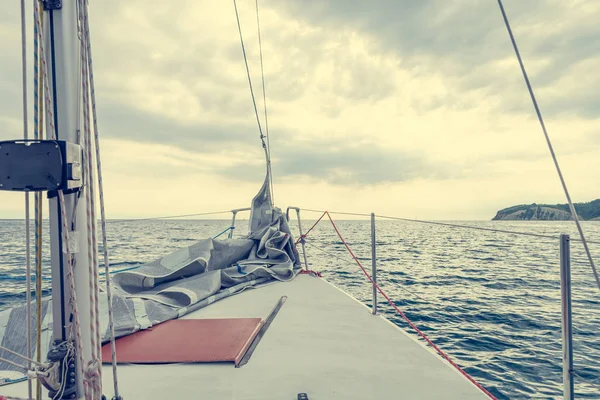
[101,318,263,365]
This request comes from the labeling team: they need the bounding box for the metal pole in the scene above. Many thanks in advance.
[45,2,94,397]
[296,209,309,270]
[229,211,238,239]
[560,233,574,400]
[371,212,377,315]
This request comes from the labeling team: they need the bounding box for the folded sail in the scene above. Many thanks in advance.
[0,173,301,373]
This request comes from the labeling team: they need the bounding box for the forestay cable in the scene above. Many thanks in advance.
[232,0,273,204]
[497,0,600,291]
[254,0,274,203]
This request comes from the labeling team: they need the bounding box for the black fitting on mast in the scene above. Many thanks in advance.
[39,340,77,399]
[42,0,62,10]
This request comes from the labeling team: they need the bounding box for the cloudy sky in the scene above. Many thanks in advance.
[1,0,599,219]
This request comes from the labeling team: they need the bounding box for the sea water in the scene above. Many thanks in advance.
[1,218,599,399]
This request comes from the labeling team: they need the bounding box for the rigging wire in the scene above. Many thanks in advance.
[299,208,600,245]
[254,0,274,203]
[102,207,600,245]
[19,0,33,398]
[232,0,273,205]
[33,1,45,398]
[107,210,233,223]
[0,345,46,368]
[497,0,600,291]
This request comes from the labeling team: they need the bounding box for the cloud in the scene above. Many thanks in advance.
[271,0,600,117]
[98,102,452,185]
[1,0,600,219]
[223,137,452,185]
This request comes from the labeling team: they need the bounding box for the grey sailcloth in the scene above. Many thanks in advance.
[0,174,301,374]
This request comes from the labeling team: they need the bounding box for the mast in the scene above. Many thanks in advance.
[44,1,94,398]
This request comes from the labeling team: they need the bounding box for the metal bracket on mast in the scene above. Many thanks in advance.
[42,0,62,10]
[38,340,77,399]
[0,140,83,192]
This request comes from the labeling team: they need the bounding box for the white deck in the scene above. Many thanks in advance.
[3,274,488,399]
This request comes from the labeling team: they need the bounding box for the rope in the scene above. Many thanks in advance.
[78,8,96,400]
[50,342,75,400]
[80,0,120,395]
[497,0,600,291]
[321,212,497,399]
[294,211,327,245]
[58,191,89,398]
[0,345,46,368]
[19,0,33,398]
[33,1,88,396]
[78,1,102,396]
[32,3,45,398]
[299,208,600,245]
[254,0,274,203]
[298,269,322,277]
[213,226,234,239]
[232,0,273,205]
[0,357,28,372]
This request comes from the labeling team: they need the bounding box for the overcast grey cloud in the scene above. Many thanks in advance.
[221,136,452,185]
[97,102,453,185]
[1,1,599,219]
[272,0,600,117]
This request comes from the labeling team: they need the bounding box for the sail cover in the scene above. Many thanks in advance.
[0,175,301,373]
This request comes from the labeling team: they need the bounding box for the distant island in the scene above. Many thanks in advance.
[492,199,600,221]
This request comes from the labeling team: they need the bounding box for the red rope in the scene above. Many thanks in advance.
[295,211,327,245]
[299,269,322,277]
[318,211,497,399]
